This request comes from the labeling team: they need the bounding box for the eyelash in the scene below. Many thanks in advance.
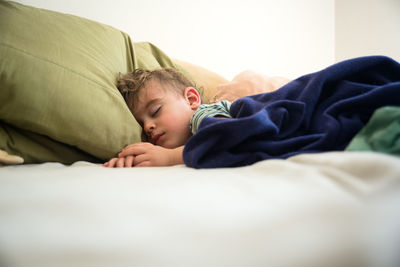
[138,106,161,127]
[152,106,161,117]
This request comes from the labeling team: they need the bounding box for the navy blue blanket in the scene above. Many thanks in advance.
[183,56,400,168]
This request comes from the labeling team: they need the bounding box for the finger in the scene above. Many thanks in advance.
[118,149,136,158]
[125,155,134,167]
[120,143,152,157]
[120,144,141,157]
[106,158,118,168]
[116,157,125,168]
[122,142,149,151]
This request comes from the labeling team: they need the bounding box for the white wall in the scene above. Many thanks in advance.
[335,0,400,63]
[15,0,334,80]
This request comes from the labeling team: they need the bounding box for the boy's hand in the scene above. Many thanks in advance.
[103,142,184,168]
[103,155,135,168]
[119,142,184,167]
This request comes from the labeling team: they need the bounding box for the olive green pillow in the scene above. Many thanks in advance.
[0,1,178,163]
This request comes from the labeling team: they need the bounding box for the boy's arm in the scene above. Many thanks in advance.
[118,143,184,167]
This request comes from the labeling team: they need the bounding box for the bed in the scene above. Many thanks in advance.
[1,2,400,267]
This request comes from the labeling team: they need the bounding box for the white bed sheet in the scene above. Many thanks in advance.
[1,151,399,267]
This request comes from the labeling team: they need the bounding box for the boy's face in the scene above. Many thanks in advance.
[132,80,200,148]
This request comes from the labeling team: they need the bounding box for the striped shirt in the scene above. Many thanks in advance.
[190,100,232,134]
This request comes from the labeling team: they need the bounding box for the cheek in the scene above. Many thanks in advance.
[163,109,192,130]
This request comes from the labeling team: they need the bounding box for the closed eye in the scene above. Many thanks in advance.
[152,106,161,117]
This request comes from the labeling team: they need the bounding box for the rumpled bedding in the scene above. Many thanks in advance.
[183,56,400,168]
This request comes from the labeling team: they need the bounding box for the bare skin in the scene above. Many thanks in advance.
[103,144,184,167]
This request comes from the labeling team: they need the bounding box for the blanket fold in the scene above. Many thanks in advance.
[183,56,400,168]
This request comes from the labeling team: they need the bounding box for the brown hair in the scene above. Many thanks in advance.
[117,68,201,112]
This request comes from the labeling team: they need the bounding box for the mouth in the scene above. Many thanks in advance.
[152,133,164,145]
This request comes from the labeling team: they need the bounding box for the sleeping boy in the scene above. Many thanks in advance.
[105,56,400,168]
[103,68,232,167]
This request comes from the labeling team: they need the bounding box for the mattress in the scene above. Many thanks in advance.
[1,151,399,267]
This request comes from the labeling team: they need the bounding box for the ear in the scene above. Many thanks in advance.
[184,87,201,110]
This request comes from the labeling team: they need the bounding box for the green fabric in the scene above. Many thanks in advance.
[133,41,196,89]
[0,1,178,163]
[0,122,99,164]
[345,106,400,156]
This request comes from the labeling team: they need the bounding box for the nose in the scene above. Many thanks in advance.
[143,121,155,136]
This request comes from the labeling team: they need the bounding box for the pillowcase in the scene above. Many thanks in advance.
[0,1,179,163]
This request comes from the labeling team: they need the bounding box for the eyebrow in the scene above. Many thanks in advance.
[145,98,162,110]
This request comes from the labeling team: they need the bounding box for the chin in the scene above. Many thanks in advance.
[163,140,184,149]
[160,141,174,149]
[164,144,179,149]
